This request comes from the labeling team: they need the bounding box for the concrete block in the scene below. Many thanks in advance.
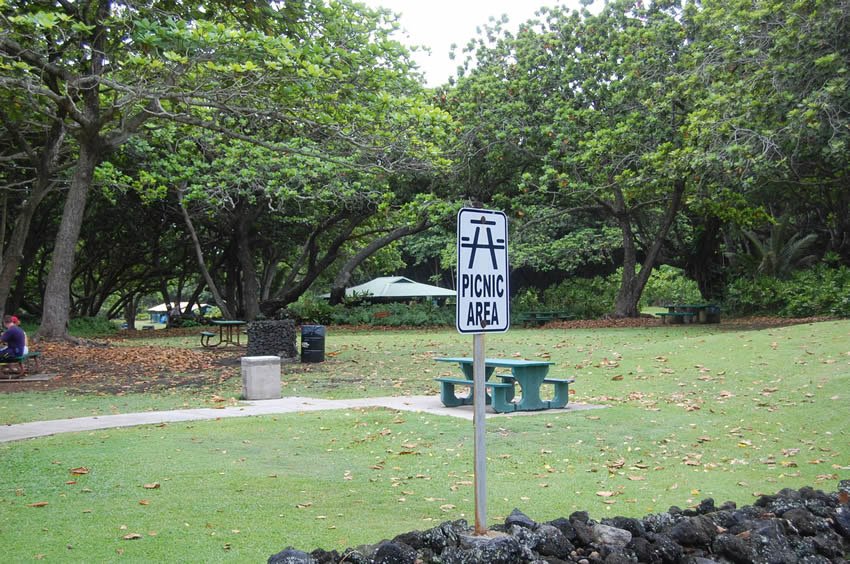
[241,355,281,400]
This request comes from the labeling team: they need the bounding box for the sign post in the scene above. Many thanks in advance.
[456,208,510,535]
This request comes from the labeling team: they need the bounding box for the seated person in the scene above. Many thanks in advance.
[0,314,27,362]
[14,315,28,355]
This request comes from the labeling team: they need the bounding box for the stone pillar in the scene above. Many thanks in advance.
[246,320,298,360]
[241,356,281,400]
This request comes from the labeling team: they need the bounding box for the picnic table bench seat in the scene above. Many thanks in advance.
[434,377,516,412]
[0,350,42,377]
[200,331,217,347]
[516,311,573,326]
[657,311,697,324]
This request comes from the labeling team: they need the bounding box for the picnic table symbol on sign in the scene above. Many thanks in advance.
[460,215,505,270]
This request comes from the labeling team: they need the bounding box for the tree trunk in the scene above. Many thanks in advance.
[613,180,686,317]
[685,215,726,301]
[612,197,641,317]
[123,294,139,331]
[38,142,100,339]
[329,219,431,305]
[235,207,260,320]
[179,196,233,318]
[0,118,65,318]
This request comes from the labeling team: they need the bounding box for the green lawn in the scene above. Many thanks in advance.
[0,320,848,561]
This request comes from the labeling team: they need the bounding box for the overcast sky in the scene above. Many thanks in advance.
[361,0,593,86]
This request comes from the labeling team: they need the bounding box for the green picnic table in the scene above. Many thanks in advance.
[515,311,573,326]
[201,320,247,347]
[434,357,574,413]
[659,304,721,324]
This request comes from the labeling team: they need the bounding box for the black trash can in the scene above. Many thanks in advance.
[300,325,325,363]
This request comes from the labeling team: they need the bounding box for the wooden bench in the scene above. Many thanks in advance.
[497,374,575,409]
[434,377,515,412]
[0,351,42,377]
[657,311,696,324]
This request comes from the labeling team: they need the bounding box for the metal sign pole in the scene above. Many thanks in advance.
[472,332,487,535]
[456,207,509,537]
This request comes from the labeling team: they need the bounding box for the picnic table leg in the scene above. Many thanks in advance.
[489,385,515,413]
[458,365,496,405]
[549,380,571,409]
[512,365,550,411]
[439,381,464,407]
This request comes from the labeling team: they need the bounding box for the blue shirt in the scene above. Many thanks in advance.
[1,325,26,356]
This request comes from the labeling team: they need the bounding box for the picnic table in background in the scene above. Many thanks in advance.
[434,357,574,413]
[200,320,247,347]
[658,304,721,324]
[515,311,573,326]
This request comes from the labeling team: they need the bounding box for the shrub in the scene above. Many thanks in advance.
[530,275,618,319]
[778,266,850,317]
[69,316,119,337]
[724,265,850,317]
[724,276,786,315]
[513,266,701,320]
[286,294,337,325]
[639,265,702,307]
[330,302,453,327]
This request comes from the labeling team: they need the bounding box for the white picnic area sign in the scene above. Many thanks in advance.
[455,207,510,535]
[456,208,510,334]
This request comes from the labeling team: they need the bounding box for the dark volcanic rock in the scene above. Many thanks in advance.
[473,535,524,563]
[750,518,797,563]
[811,530,845,559]
[571,519,595,547]
[602,516,646,539]
[532,524,574,558]
[372,541,416,564]
[308,548,339,564]
[644,532,684,563]
[391,529,427,551]
[505,508,537,530]
[669,514,719,546]
[835,506,850,539]
[783,507,819,536]
[712,533,754,563]
[547,517,578,542]
[268,547,317,564]
[269,485,850,563]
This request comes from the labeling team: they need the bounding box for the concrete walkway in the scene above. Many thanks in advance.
[0,395,603,443]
